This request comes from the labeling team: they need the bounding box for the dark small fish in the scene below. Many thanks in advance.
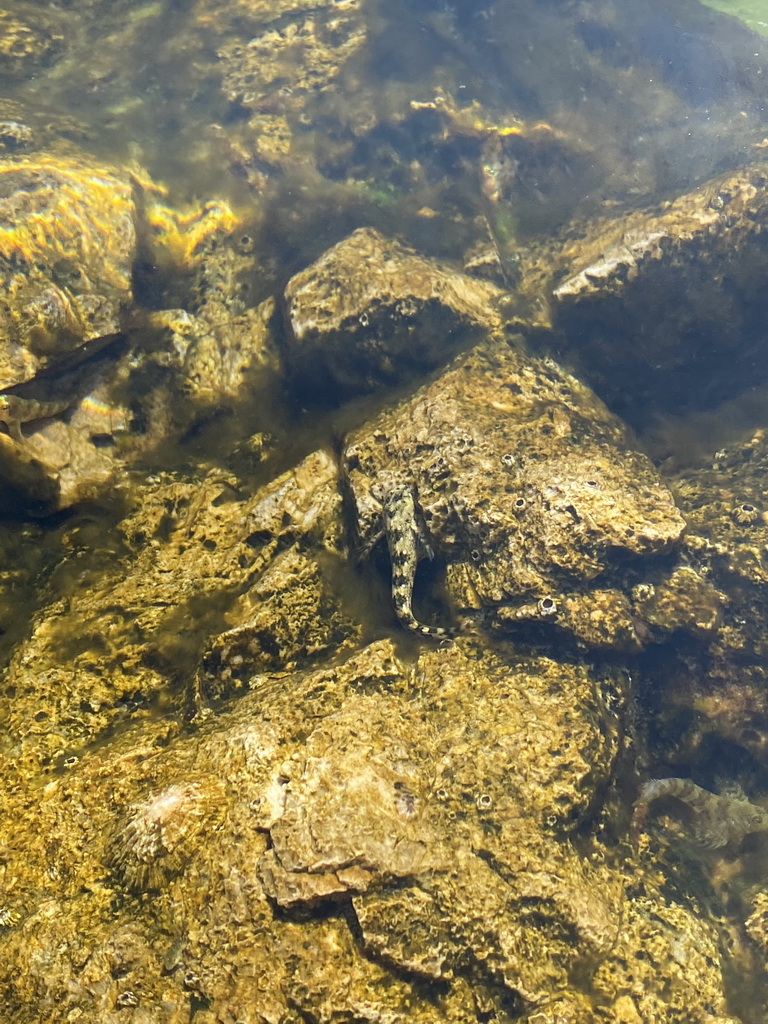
[637,777,768,849]
[0,332,128,442]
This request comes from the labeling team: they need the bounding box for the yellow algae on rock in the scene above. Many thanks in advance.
[0,159,269,512]
[142,194,240,269]
[0,9,62,67]
[0,156,135,394]
[0,157,134,292]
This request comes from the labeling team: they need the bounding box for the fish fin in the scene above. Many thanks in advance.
[692,817,729,849]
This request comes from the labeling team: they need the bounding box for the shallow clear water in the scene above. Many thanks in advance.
[3,0,768,1020]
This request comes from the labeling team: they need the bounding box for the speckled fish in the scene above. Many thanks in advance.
[0,332,128,442]
[379,482,453,639]
[637,777,768,849]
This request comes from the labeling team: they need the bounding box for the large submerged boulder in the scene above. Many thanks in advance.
[511,163,768,428]
[0,638,739,1024]
[344,332,690,648]
[284,226,503,397]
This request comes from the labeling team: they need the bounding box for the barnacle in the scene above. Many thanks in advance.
[0,907,19,928]
[107,779,225,892]
[510,597,559,620]
[731,502,760,526]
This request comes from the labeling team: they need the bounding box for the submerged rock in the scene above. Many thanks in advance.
[2,2,768,1020]
[216,0,367,183]
[344,333,687,647]
[0,448,349,767]
[284,226,503,397]
[0,157,134,404]
[635,424,768,765]
[0,637,737,1024]
[199,545,360,699]
[0,9,63,74]
[0,162,278,514]
[511,162,768,428]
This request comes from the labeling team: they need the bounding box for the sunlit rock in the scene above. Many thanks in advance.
[0,637,738,1023]
[284,226,504,397]
[0,157,135,384]
[344,334,686,646]
[510,163,768,427]
[1,448,348,766]
[0,170,277,514]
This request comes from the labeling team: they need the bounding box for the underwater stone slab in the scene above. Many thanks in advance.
[0,449,344,766]
[344,335,686,646]
[511,162,768,427]
[284,226,504,396]
[0,637,739,1023]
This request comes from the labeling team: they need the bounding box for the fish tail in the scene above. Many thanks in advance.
[395,604,455,640]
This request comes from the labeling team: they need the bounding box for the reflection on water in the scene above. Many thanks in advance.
[702,0,768,34]
[2,0,768,1020]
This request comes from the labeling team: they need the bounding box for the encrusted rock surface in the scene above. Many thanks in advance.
[0,198,757,1024]
[511,164,768,427]
[199,545,359,695]
[284,226,503,395]
[1,448,349,770]
[637,426,768,764]
[344,333,686,644]
[0,8,63,74]
[0,638,738,1024]
[1,1,768,1018]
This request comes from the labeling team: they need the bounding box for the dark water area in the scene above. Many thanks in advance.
[2,1,768,1021]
